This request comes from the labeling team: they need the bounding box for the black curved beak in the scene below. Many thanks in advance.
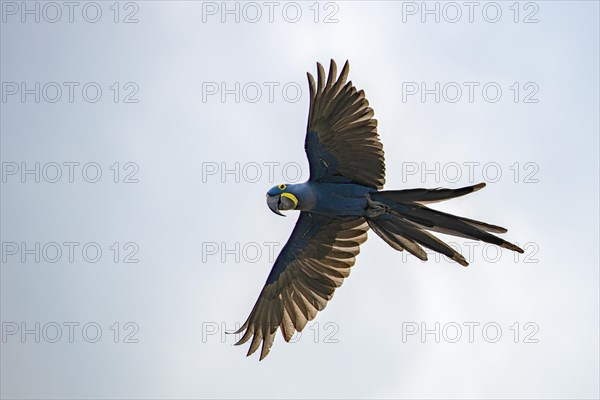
[267,195,285,217]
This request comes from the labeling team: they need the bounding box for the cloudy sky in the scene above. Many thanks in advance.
[1,1,598,398]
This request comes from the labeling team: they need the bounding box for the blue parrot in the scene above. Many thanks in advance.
[233,60,523,360]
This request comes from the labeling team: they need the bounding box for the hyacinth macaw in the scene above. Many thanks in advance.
[233,60,523,360]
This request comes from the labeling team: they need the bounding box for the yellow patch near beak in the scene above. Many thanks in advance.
[281,192,298,208]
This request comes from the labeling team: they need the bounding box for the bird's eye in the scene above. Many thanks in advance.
[278,184,286,190]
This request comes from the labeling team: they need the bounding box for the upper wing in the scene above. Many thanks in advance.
[305,60,386,190]
[234,212,369,360]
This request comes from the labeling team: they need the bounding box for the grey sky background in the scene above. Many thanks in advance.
[1,1,599,399]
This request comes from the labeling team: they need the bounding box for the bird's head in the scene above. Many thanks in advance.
[266,183,298,217]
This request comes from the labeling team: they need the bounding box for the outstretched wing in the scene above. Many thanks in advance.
[305,59,386,190]
[233,212,368,360]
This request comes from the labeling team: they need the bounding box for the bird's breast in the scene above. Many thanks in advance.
[308,183,372,217]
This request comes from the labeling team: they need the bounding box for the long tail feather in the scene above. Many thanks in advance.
[380,182,486,204]
[368,215,468,266]
[369,183,523,266]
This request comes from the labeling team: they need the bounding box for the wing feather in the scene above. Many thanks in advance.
[305,60,386,189]
[233,212,368,359]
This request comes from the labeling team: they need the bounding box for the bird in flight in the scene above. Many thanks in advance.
[233,60,523,360]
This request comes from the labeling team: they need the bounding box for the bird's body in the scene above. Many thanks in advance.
[232,60,524,360]
[283,182,372,216]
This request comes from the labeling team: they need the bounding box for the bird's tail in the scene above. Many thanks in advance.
[366,183,523,266]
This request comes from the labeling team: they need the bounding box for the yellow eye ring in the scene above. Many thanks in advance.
[278,183,287,190]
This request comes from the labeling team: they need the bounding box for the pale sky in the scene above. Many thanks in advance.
[1,1,599,398]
